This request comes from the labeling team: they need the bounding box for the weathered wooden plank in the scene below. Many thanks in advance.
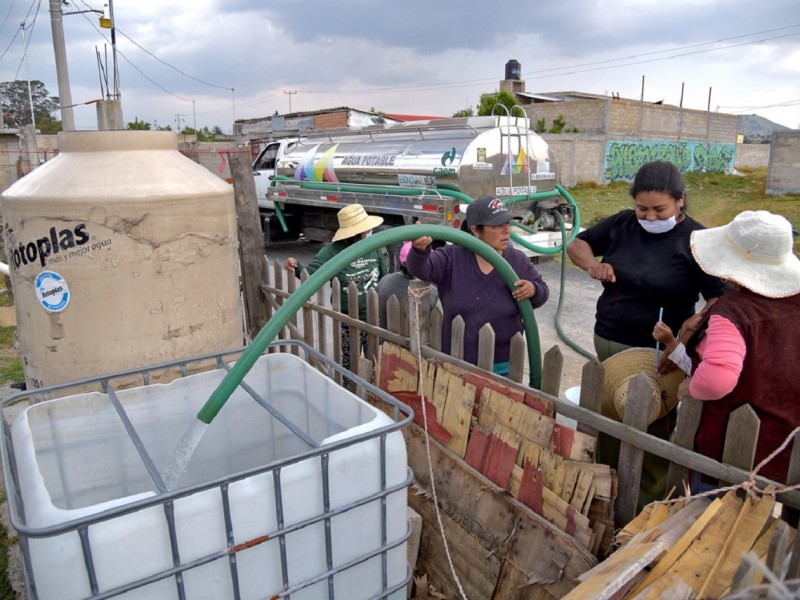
[366,290,379,363]
[229,151,269,339]
[450,315,465,361]
[782,436,800,524]
[721,404,760,476]
[551,424,596,463]
[477,323,496,373]
[729,553,759,593]
[483,429,519,489]
[331,278,343,384]
[408,487,501,600]
[431,366,450,417]
[629,496,718,595]
[665,396,703,496]
[508,333,526,384]
[766,518,791,577]
[697,492,775,599]
[404,425,597,597]
[439,376,476,458]
[664,492,742,596]
[510,400,553,447]
[376,342,418,393]
[538,448,565,498]
[476,387,511,431]
[315,285,327,357]
[577,358,603,437]
[464,424,491,472]
[386,294,401,334]
[788,519,800,578]
[540,345,563,399]
[630,572,693,600]
[492,558,561,600]
[565,540,664,600]
[614,374,652,527]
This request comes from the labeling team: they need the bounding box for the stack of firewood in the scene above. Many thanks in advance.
[564,489,799,598]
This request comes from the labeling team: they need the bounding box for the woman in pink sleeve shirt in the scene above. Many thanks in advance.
[679,210,800,485]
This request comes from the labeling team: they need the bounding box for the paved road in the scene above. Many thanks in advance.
[263,239,602,395]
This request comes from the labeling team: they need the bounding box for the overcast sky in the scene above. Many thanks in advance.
[1,0,799,133]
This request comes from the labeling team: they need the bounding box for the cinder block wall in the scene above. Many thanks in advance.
[735,144,770,169]
[178,140,237,181]
[525,98,737,142]
[542,134,606,186]
[766,131,800,195]
[527,100,607,134]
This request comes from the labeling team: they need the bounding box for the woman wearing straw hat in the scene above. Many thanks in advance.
[682,210,800,486]
[284,203,388,371]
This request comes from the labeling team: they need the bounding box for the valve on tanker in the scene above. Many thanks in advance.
[532,200,575,232]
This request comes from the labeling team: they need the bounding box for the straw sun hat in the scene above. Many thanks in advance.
[601,348,685,425]
[331,204,384,242]
[690,210,800,298]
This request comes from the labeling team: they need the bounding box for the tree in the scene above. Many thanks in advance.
[127,118,151,130]
[477,90,525,118]
[0,80,60,128]
[452,107,474,118]
[549,115,566,134]
[212,126,224,137]
[182,126,217,141]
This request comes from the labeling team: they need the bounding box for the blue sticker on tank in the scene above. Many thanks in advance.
[35,271,70,313]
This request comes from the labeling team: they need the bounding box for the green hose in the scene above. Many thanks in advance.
[553,213,596,360]
[267,178,579,255]
[197,224,543,424]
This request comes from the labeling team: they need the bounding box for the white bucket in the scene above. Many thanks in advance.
[557,385,582,429]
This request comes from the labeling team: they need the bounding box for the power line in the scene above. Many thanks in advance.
[74,8,192,102]
[0,0,17,41]
[521,24,800,77]
[300,25,800,96]
[114,27,232,92]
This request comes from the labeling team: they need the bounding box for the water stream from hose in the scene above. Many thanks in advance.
[162,224,544,489]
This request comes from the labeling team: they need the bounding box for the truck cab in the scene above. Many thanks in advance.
[252,138,299,210]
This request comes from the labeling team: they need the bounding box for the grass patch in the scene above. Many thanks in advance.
[567,168,800,253]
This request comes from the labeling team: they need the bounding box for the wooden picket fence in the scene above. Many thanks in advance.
[261,257,800,517]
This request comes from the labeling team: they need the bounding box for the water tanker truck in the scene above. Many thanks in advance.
[258,115,580,264]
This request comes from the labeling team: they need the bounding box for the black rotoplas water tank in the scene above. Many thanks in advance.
[505,59,521,80]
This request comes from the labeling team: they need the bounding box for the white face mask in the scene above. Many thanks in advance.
[638,215,677,234]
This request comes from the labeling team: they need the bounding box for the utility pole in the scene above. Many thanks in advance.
[175,114,186,133]
[19,23,36,129]
[48,0,75,131]
[283,90,297,114]
[105,0,120,100]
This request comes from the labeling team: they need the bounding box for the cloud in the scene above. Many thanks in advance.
[1,0,798,130]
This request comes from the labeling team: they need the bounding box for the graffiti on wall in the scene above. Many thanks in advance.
[604,140,735,181]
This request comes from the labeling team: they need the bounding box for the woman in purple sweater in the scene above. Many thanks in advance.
[406,195,549,376]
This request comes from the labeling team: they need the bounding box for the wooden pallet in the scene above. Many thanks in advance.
[376,342,604,598]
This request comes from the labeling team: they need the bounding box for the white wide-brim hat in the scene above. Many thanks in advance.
[690,210,800,298]
[331,203,384,242]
